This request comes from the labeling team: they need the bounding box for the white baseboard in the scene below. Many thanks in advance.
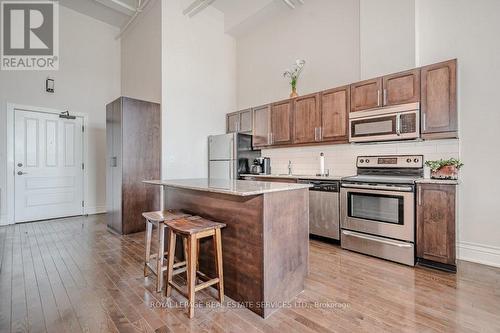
[85,205,106,215]
[457,241,500,268]
[0,214,9,226]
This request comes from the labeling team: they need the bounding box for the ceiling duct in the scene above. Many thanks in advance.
[183,0,216,17]
[282,0,304,9]
[94,0,136,16]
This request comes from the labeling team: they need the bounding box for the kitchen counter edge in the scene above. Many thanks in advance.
[143,179,312,196]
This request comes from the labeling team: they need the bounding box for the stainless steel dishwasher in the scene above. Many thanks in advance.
[299,179,340,240]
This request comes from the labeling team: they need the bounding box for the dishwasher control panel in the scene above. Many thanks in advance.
[299,180,340,192]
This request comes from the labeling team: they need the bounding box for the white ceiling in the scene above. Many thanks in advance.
[59,0,136,28]
[59,0,301,34]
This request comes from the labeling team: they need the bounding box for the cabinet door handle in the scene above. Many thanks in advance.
[377,90,381,106]
[422,113,427,131]
[383,89,388,105]
[396,114,401,136]
[319,126,323,140]
[418,187,422,206]
[314,127,318,141]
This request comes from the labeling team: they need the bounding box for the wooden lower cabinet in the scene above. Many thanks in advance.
[416,183,456,270]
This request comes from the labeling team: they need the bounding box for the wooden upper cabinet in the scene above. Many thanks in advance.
[416,183,456,266]
[227,112,239,133]
[421,59,457,138]
[271,99,294,145]
[350,77,382,112]
[227,109,253,134]
[293,93,321,144]
[252,104,271,147]
[383,69,420,106]
[321,86,350,142]
[239,109,253,133]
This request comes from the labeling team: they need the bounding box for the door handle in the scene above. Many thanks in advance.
[17,171,28,175]
[111,157,117,167]
[383,89,388,105]
[377,90,381,106]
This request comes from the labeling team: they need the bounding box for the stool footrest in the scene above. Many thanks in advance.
[195,278,219,292]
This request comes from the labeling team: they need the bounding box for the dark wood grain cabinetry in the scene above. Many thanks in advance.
[227,109,252,134]
[421,59,457,139]
[271,99,294,145]
[252,104,271,147]
[106,97,161,235]
[293,93,321,144]
[234,59,457,148]
[416,183,456,270]
[321,85,350,142]
[383,69,420,106]
[350,77,382,112]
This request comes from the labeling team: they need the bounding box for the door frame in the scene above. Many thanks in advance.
[5,103,88,225]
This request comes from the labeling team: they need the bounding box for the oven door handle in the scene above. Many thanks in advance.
[341,183,414,192]
[342,230,413,248]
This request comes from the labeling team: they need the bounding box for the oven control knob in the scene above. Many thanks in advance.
[406,158,412,163]
[365,159,370,163]
[414,158,419,163]
[359,159,364,163]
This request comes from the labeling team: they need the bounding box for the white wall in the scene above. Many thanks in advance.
[236,0,360,109]
[121,0,161,103]
[416,0,500,267]
[0,5,121,224]
[263,140,458,177]
[162,0,237,178]
[360,0,415,79]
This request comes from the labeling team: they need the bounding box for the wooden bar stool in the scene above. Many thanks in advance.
[165,216,226,318]
[143,210,191,292]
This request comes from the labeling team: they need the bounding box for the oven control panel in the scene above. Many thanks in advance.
[357,155,424,168]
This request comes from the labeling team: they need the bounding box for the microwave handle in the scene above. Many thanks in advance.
[396,114,401,136]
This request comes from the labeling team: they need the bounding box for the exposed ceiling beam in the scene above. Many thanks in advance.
[115,0,151,39]
[94,0,136,16]
[183,0,215,18]
[282,0,304,9]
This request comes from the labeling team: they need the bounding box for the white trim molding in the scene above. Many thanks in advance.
[85,206,107,215]
[458,241,500,268]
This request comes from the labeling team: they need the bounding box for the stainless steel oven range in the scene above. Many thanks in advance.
[340,155,423,266]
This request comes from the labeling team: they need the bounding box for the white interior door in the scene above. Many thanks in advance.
[14,109,84,223]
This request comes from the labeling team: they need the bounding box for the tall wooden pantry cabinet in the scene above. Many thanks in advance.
[106,97,161,235]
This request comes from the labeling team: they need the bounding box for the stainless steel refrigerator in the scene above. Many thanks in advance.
[208,133,260,180]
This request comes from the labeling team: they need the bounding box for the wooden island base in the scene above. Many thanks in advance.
[165,186,309,318]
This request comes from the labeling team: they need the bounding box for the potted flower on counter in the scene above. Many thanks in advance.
[425,158,464,180]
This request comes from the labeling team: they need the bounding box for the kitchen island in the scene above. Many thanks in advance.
[144,179,310,318]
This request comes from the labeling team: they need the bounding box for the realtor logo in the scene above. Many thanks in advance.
[1,1,59,70]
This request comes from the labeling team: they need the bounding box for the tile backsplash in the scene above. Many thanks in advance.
[262,139,459,176]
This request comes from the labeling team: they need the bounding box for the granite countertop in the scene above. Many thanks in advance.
[240,173,345,181]
[415,178,460,185]
[143,178,312,196]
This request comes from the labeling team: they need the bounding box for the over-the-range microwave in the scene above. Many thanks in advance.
[349,102,420,143]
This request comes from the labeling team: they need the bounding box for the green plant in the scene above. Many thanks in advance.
[425,158,464,172]
[283,59,306,90]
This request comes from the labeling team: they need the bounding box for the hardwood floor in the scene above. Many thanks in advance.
[0,214,499,333]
